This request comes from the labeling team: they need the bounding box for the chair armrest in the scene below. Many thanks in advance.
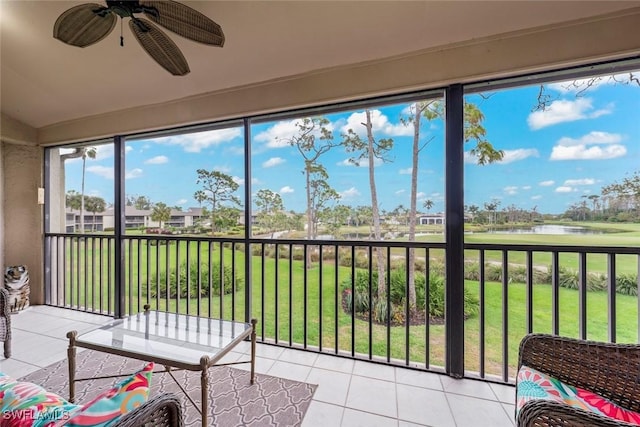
[0,288,10,342]
[518,399,638,427]
[518,333,640,413]
[0,287,10,316]
[113,393,183,427]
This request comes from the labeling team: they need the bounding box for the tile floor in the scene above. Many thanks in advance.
[1,306,516,427]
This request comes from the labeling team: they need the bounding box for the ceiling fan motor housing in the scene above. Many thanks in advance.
[104,0,158,19]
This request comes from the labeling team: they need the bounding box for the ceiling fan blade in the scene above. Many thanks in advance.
[139,0,224,46]
[53,3,117,47]
[129,18,190,76]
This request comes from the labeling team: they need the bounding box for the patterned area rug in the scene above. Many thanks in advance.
[20,350,317,426]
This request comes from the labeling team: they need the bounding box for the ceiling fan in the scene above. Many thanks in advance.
[53,0,224,76]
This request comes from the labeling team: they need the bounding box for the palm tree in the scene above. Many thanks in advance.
[423,199,434,213]
[80,147,97,232]
[151,202,172,230]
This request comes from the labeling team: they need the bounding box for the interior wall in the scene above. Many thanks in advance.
[37,8,640,145]
[2,142,44,304]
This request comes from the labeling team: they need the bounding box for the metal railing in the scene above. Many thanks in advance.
[44,233,640,383]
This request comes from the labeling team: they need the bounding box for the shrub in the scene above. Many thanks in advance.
[616,273,638,296]
[485,264,503,282]
[342,267,479,322]
[146,261,241,299]
[558,267,579,290]
[533,268,551,285]
[587,273,607,291]
[464,262,480,281]
[509,266,527,284]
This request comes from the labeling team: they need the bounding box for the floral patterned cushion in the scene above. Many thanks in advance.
[0,372,79,426]
[62,362,154,427]
[517,365,640,425]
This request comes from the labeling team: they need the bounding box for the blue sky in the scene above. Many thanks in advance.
[64,73,639,215]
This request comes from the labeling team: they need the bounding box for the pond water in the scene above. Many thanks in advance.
[484,224,605,235]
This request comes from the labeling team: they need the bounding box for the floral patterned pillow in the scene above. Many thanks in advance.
[517,364,640,425]
[61,362,154,427]
[0,372,79,427]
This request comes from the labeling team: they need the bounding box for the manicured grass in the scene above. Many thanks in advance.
[54,237,639,379]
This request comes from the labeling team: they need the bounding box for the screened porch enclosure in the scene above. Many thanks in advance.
[43,61,640,385]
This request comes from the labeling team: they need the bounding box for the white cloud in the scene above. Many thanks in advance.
[280,186,294,194]
[399,167,412,175]
[262,157,285,168]
[555,186,574,193]
[522,186,532,190]
[339,187,360,199]
[175,199,188,205]
[232,176,244,186]
[550,144,626,160]
[86,165,113,179]
[498,149,539,164]
[527,98,613,130]
[463,152,477,164]
[125,146,134,153]
[531,195,543,200]
[563,178,595,186]
[557,131,622,146]
[254,119,335,149]
[125,168,143,179]
[144,155,169,165]
[539,180,555,186]
[395,189,405,195]
[416,192,427,200]
[340,109,412,137]
[153,128,242,153]
[504,186,518,195]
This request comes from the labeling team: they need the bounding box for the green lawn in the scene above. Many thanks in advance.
[50,226,639,379]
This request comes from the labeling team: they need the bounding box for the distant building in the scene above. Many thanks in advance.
[418,213,445,225]
[65,206,205,232]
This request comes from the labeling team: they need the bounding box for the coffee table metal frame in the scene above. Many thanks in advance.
[67,306,257,427]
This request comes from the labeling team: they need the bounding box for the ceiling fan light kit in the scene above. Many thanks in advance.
[53,0,224,76]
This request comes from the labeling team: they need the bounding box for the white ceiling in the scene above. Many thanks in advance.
[1,0,639,129]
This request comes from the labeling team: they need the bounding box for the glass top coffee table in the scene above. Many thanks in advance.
[67,306,257,426]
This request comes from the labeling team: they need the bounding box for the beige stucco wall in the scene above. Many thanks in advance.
[37,8,640,145]
[1,142,44,305]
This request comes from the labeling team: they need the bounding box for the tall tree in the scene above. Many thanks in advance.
[423,199,434,212]
[79,147,97,232]
[320,204,351,239]
[126,195,153,210]
[194,169,241,234]
[401,100,503,312]
[343,109,394,303]
[278,117,339,264]
[84,196,106,231]
[308,171,341,238]
[255,189,286,237]
[151,202,171,229]
[467,204,480,223]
